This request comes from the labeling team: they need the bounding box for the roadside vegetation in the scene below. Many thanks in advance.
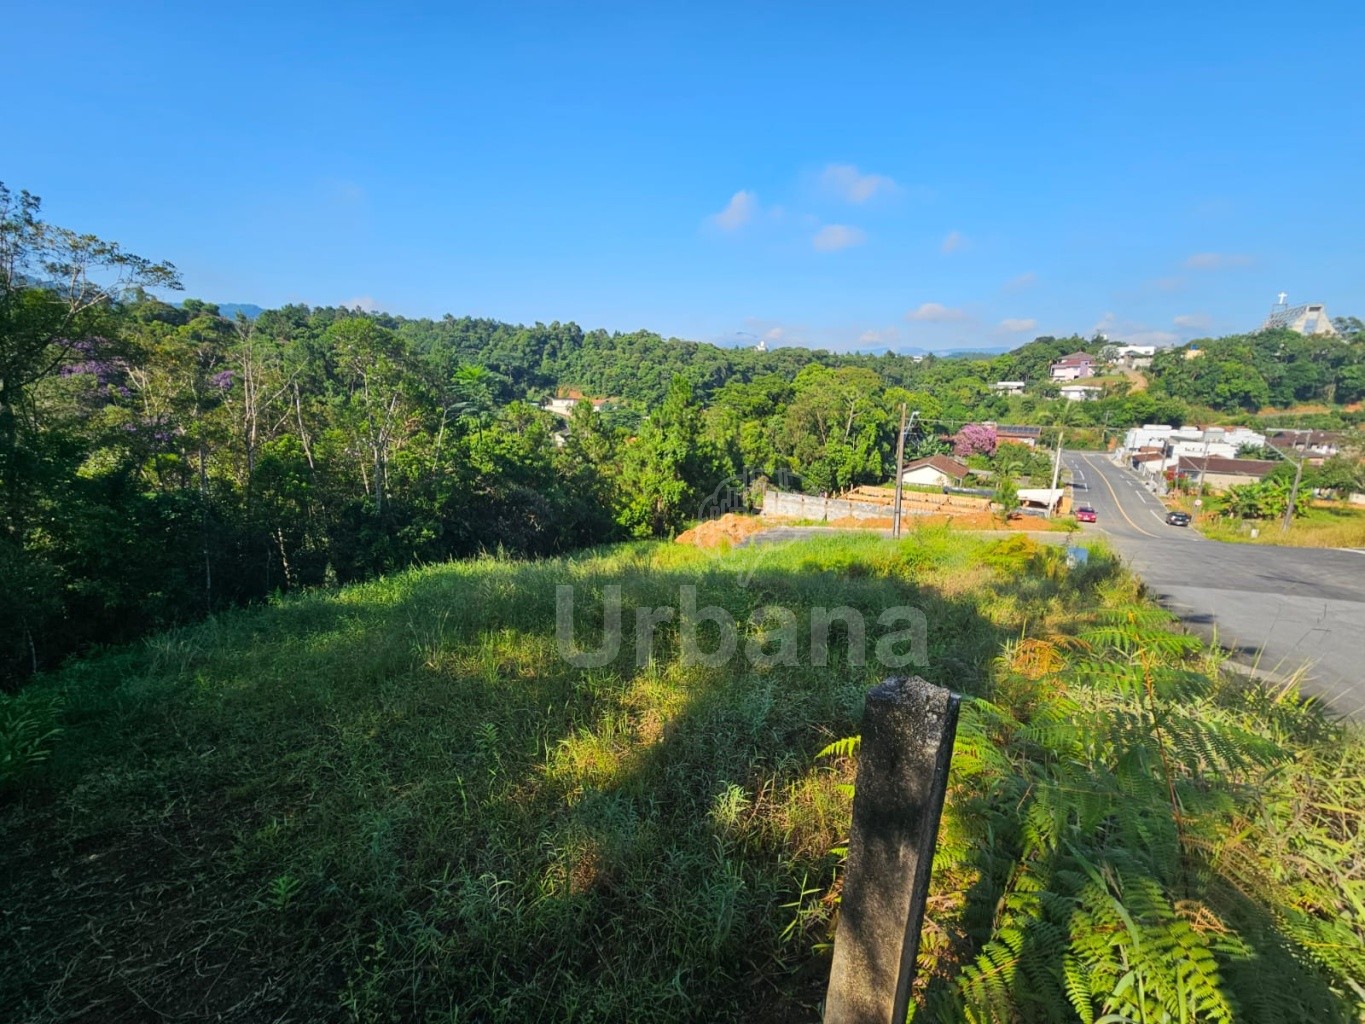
[1198,501,1365,548]
[3,531,1360,1022]
[1165,457,1365,547]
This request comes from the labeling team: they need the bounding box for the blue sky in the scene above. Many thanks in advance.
[5,2,1362,352]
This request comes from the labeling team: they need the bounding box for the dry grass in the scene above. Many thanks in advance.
[1202,503,1365,548]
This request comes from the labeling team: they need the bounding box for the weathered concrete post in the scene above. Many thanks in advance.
[824,676,961,1024]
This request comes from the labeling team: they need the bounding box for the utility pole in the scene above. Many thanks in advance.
[891,404,908,538]
[1048,428,1064,517]
[1282,449,1305,534]
[1260,436,1305,535]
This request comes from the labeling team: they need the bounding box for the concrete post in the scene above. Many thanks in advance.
[824,676,961,1024]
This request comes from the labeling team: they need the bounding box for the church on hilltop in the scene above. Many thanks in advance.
[1259,293,1339,337]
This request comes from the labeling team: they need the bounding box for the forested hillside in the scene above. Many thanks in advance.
[1147,324,1365,411]
[2,183,1361,684]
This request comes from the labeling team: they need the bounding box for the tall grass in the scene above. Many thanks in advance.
[1201,504,1365,548]
[0,530,1359,1022]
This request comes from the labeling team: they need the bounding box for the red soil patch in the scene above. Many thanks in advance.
[676,513,773,548]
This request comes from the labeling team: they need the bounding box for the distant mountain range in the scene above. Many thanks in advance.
[853,342,1018,359]
[213,303,264,319]
[178,301,264,320]
[184,306,1014,357]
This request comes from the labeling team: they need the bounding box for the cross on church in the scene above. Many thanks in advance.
[1277,291,1288,305]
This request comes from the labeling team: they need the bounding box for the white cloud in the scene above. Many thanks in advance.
[343,295,378,311]
[1000,318,1037,332]
[1184,252,1254,270]
[1004,272,1037,291]
[1173,313,1211,329]
[1093,312,1178,347]
[1126,330,1180,347]
[858,328,901,345]
[906,302,969,323]
[812,224,867,252]
[941,230,967,254]
[707,190,757,231]
[820,164,899,203]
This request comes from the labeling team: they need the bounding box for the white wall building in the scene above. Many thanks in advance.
[900,456,971,488]
[1059,384,1102,401]
[1122,425,1176,451]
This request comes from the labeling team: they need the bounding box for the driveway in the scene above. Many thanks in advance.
[1066,451,1365,719]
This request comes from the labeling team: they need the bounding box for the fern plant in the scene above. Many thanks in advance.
[825,598,1363,1023]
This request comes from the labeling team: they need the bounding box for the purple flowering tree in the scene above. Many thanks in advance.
[954,423,998,458]
[2,182,180,510]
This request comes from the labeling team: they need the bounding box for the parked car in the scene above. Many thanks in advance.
[1075,506,1097,523]
[1165,510,1192,527]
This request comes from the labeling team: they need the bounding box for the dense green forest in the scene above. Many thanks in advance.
[1147,324,1365,411]
[2,183,1361,684]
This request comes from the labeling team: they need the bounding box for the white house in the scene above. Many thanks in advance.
[1162,426,1266,462]
[992,381,1026,395]
[900,456,971,488]
[1059,384,1102,401]
[1122,424,1176,451]
[1267,429,1344,460]
[543,396,609,416]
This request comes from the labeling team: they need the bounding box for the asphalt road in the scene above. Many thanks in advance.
[1066,451,1365,719]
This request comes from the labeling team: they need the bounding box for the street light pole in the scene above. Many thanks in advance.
[891,404,908,539]
[1282,451,1305,534]
[1260,436,1305,534]
[1048,429,1065,517]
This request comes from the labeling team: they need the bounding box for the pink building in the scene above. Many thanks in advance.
[1049,352,1095,381]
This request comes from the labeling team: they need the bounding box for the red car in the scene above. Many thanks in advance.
[1075,506,1097,523]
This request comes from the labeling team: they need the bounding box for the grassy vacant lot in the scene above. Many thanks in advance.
[1198,502,1365,548]
[2,530,1362,1022]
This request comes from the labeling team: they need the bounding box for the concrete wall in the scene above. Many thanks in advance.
[1051,364,1092,381]
[761,488,993,521]
[761,489,889,521]
[1199,471,1268,491]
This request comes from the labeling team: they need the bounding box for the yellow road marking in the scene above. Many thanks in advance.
[1080,454,1158,539]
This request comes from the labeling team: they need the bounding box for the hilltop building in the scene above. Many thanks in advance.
[1049,352,1095,381]
[1259,294,1339,337]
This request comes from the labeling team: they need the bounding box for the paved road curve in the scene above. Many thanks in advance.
[1066,451,1365,719]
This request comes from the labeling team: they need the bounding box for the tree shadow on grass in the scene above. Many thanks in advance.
[10,533,1252,1023]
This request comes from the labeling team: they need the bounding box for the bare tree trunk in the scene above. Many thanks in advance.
[293,383,316,471]
[199,440,212,612]
[275,527,295,589]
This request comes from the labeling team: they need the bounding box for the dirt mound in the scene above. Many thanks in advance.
[676,513,772,548]
[828,516,894,529]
